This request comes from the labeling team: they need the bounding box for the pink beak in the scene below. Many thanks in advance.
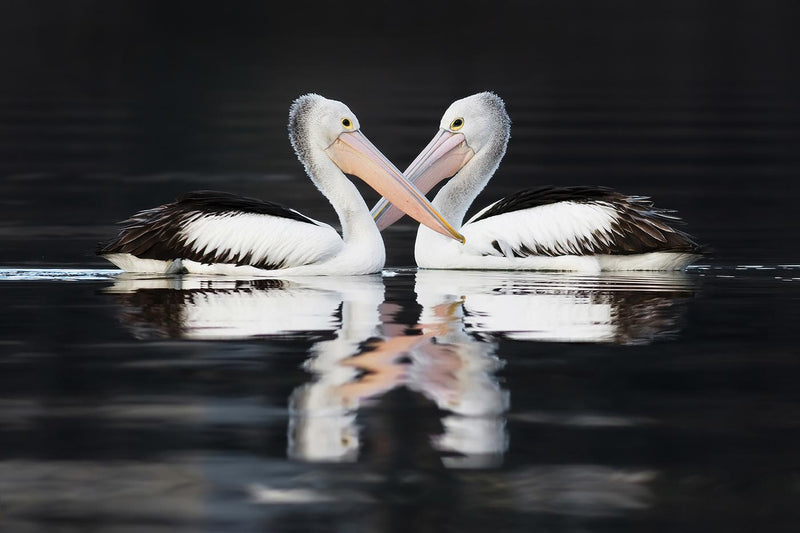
[371,129,474,230]
[325,130,464,242]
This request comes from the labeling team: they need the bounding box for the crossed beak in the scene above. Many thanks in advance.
[325,130,464,242]
[370,129,475,230]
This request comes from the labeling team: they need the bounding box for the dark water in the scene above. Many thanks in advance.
[2,1,800,531]
[1,266,800,533]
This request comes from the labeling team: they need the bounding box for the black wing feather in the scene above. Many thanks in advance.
[97,190,321,269]
[469,186,702,256]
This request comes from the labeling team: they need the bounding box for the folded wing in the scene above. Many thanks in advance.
[98,190,343,270]
[462,186,701,257]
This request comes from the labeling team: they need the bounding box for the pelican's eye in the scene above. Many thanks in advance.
[450,117,464,131]
[341,117,354,130]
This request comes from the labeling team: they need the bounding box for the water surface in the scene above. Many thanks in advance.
[1,266,799,532]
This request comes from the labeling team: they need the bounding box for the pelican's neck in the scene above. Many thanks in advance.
[307,150,382,247]
[415,136,507,266]
[430,148,505,229]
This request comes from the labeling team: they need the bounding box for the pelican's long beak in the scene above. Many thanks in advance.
[371,129,475,230]
[325,130,464,242]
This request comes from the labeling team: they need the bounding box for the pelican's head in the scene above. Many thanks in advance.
[371,91,510,229]
[289,94,463,242]
[289,94,362,152]
[438,92,509,155]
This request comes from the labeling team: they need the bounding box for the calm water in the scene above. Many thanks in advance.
[1,265,799,532]
[2,2,800,531]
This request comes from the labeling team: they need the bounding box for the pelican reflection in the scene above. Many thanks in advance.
[105,269,695,467]
[104,274,378,340]
[415,270,696,345]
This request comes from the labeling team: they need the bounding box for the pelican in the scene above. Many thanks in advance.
[98,94,463,276]
[372,92,703,271]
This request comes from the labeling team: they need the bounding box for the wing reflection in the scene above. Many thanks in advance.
[415,270,696,345]
[105,274,380,340]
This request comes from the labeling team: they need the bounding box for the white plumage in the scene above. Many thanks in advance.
[180,212,342,271]
[99,94,461,276]
[463,201,618,257]
[373,92,702,271]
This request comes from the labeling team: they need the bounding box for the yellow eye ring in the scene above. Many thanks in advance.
[341,117,354,130]
[450,117,464,131]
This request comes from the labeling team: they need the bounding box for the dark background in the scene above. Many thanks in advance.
[1,0,799,267]
[2,4,800,531]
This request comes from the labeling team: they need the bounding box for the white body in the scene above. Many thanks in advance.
[416,229,696,273]
[380,92,701,272]
[104,190,386,277]
[414,192,697,272]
